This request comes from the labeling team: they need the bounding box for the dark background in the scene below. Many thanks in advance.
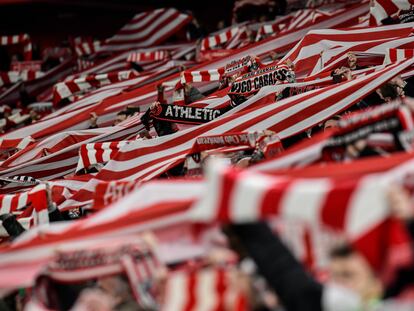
[0,0,235,49]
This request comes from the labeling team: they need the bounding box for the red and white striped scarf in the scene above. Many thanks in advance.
[52,70,138,104]
[0,136,34,151]
[0,117,144,182]
[162,266,247,311]
[76,141,130,173]
[191,157,413,272]
[0,70,44,87]
[200,26,241,51]
[73,39,101,57]
[44,236,161,308]
[251,99,414,171]
[0,33,32,60]
[369,0,414,25]
[282,21,414,77]
[57,57,413,210]
[384,48,414,64]
[0,184,49,237]
[127,50,170,63]
[0,2,367,147]
[98,8,192,54]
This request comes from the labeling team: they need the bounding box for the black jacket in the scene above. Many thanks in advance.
[230,222,323,311]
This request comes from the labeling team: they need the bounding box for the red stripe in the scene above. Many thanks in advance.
[321,178,357,230]
[183,270,197,311]
[213,269,227,311]
[302,227,315,270]
[117,9,166,36]
[217,169,238,222]
[94,145,105,165]
[200,71,211,81]
[260,179,293,217]
[10,194,20,212]
[105,11,182,46]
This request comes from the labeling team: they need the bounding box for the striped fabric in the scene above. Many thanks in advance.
[94,59,414,182]
[52,70,138,104]
[98,8,192,53]
[162,266,246,311]
[2,2,414,299]
[384,48,414,64]
[74,39,101,57]
[46,236,161,308]
[76,141,130,172]
[0,1,367,149]
[370,0,414,26]
[191,156,413,271]
[0,184,49,237]
[0,70,44,87]
[52,57,413,210]
[0,33,32,60]
[0,176,40,186]
[0,136,35,151]
[281,21,414,77]
[177,68,226,88]
[201,26,241,51]
[127,50,170,62]
[0,116,144,181]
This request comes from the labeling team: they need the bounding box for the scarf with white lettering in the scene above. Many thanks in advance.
[228,64,295,97]
[151,104,223,124]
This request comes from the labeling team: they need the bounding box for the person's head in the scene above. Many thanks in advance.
[183,83,192,95]
[324,119,338,131]
[378,83,400,102]
[97,274,133,306]
[347,53,357,69]
[113,111,127,125]
[217,20,225,30]
[139,130,152,140]
[390,76,407,97]
[192,17,200,27]
[156,84,165,93]
[329,245,382,302]
[324,115,341,131]
[259,14,268,22]
[89,112,97,121]
[29,109,39,121]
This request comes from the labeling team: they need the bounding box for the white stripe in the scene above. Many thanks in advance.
[17,192,28,210]
[162,272,187,310]
[194,269,217,311]
[1,196,13,214]
[281,179,331,224]
[345,175,389,240]
[229,173,275,222]
[102,142,113,162]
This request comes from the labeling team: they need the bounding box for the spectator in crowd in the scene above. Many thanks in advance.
[186,16,206,41]
[113,111,128,126]
[323,115,342,131]
[72,275,141,311]
[382,6,414,24]
[216,20,227,30]
[88,112,98,129]
[183,82,204,104]
[226,185,414,311]
[141,101,178,137]
[331,67,353,83]
[156,84,167,104]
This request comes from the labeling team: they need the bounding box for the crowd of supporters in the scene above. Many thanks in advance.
[0,0,414,310]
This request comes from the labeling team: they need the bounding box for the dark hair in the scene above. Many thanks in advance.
[125,106,140,116]
[379,83,399,100]
[331,71,343,84]
[329,244,355,259]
